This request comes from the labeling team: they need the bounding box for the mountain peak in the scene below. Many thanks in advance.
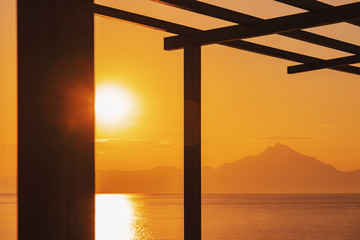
[261,142,300,157]
[274,142,293,150]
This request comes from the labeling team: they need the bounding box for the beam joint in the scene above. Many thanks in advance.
[275,0,360,27]
[94,4,360,75]
[164,2,360,50]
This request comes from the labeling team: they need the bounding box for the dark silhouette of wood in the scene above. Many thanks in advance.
[275,0,360,27]
[163,2,360,50]
[95,4,360,75]
[18,0,94,240]
[288,55,360,74]
[220,42,360,75]
[155,0,360,56]
[184,43,201,240]
[94,4,199,35]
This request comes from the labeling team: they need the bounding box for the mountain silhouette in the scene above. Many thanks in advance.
[3,143,358,193]
[96,143,360,193]
[205,143,360,193]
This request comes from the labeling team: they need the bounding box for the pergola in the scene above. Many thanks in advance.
[18,1,360,240]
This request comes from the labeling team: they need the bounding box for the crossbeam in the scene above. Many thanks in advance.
[163,2,360,50]
[221,41,360,75]
[94,4,360,75]
[288,55,360,74]
[275,0,360,27]
[94,4,198,34]
[155,0,360,55]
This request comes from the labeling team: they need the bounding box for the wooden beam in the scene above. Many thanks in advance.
[94,4,360,75]
[163,2,360,50]
[275,0,360,27]
[288,55,360,74]
[18,0,94,239]
[184,43,202,240]
[153,0,258,24]
[221,41,360,75]
[94,4,198,35]
[155,0,360,59]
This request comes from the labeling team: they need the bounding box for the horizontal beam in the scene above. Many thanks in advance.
[164,2,360,50]
[156,0,360,55]
[222,41,360,75]
[94,4,198,34]
[153,0,259,24]
[288,55,360,74]
[94,4,360,75]
[275,0,360,27]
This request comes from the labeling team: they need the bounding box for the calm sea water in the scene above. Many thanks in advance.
[1,193,360,239]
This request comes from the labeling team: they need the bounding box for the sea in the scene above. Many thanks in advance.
[1,193,360,240]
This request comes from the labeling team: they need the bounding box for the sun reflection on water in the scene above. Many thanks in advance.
[95,194,135,240]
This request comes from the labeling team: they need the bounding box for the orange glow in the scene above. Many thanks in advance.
[95,84,136,126]
[2,0,360,190]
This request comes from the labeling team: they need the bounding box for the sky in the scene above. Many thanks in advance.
[1,0,360,184]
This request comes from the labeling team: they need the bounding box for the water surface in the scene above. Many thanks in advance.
[1,193,360,239]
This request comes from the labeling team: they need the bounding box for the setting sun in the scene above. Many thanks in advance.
[95,84,136,126]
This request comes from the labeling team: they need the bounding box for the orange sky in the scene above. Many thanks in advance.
[1,0,360,181]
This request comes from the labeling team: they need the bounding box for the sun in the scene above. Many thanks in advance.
[95,84,136,126]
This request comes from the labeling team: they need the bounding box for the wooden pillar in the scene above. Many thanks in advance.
[184,43,201,240]
[17,1,94,239]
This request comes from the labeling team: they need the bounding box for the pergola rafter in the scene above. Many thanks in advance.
[288,55,360,74]
[275,0,360,27]
[95,4,360,75]
[155,0,360,74]
[155,0,360,55]
[163,2,360,50]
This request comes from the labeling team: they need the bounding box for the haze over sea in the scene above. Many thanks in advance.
[1,193,360,240]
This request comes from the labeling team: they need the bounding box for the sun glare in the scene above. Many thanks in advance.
[95,194,135,240]
[95,84,135,126]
